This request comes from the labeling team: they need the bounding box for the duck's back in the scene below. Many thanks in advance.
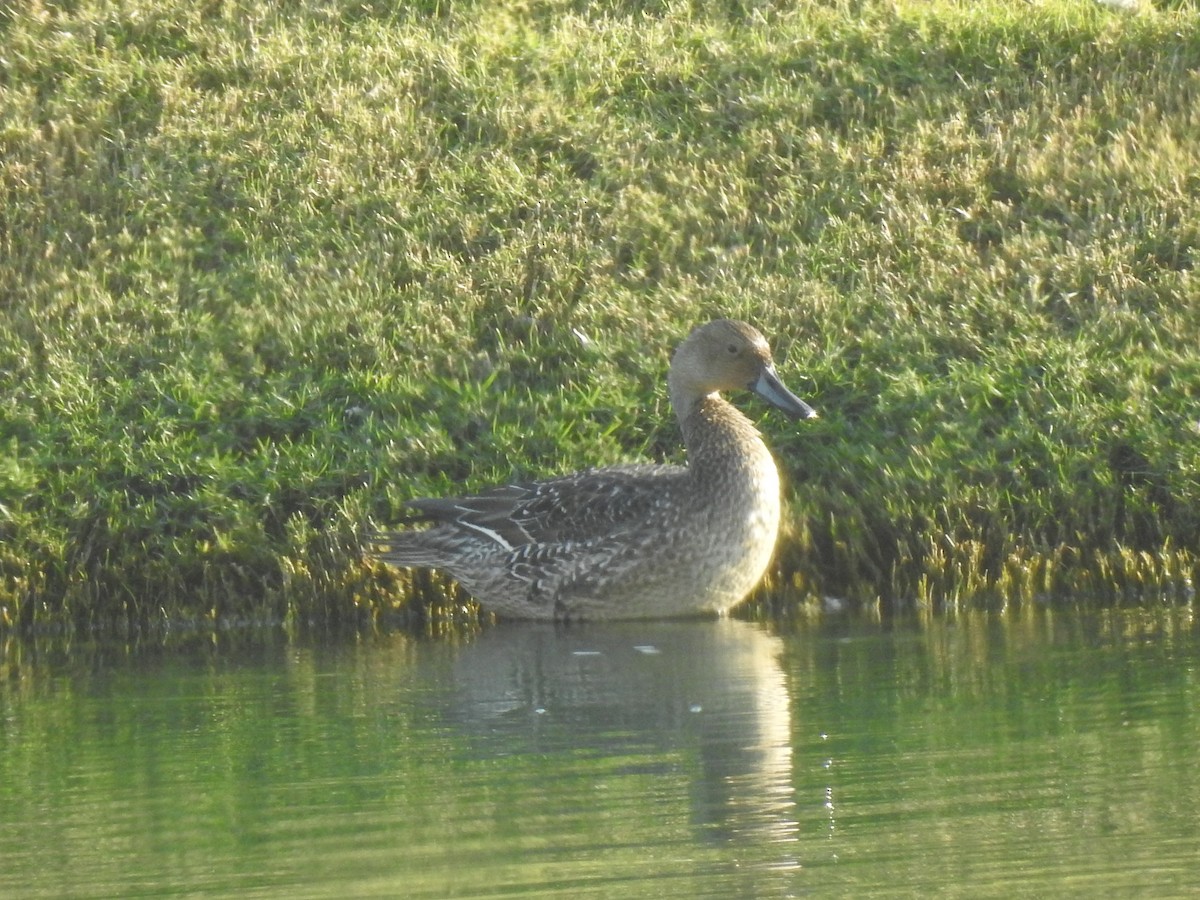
[401,462,689,553]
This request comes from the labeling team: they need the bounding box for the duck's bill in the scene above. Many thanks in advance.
[752,366,818,420]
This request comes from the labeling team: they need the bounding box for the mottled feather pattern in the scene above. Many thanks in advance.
[385,464,685,549]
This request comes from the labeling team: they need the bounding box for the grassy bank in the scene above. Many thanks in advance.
[2,0,1198,633]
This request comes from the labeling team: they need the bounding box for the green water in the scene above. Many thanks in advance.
[2,607,1198,898]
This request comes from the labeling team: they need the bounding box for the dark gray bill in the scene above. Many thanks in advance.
[752,365,818,420]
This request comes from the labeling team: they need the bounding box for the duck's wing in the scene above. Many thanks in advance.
[405,463,686,551]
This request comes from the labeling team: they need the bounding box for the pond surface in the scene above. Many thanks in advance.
[2,606,1198,898]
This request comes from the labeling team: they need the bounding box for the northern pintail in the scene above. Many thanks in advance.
[374,319,817,620]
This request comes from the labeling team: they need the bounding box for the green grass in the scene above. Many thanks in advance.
[1,0,1198,633]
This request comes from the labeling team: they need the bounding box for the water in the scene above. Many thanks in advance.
[2,607,1198,898]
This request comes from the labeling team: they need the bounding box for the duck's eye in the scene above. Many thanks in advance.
[726,344,739,354]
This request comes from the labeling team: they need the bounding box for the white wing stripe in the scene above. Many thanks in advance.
[457,518,515,551]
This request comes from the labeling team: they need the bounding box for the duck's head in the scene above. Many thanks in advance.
[667,319,818,420]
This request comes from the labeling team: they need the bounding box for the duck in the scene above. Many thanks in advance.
[373,319,817,620]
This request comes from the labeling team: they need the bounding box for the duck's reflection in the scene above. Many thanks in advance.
[433,618,798,861]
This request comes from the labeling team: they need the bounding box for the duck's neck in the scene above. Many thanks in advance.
[678,395,770,479]
[667,373,695,422]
